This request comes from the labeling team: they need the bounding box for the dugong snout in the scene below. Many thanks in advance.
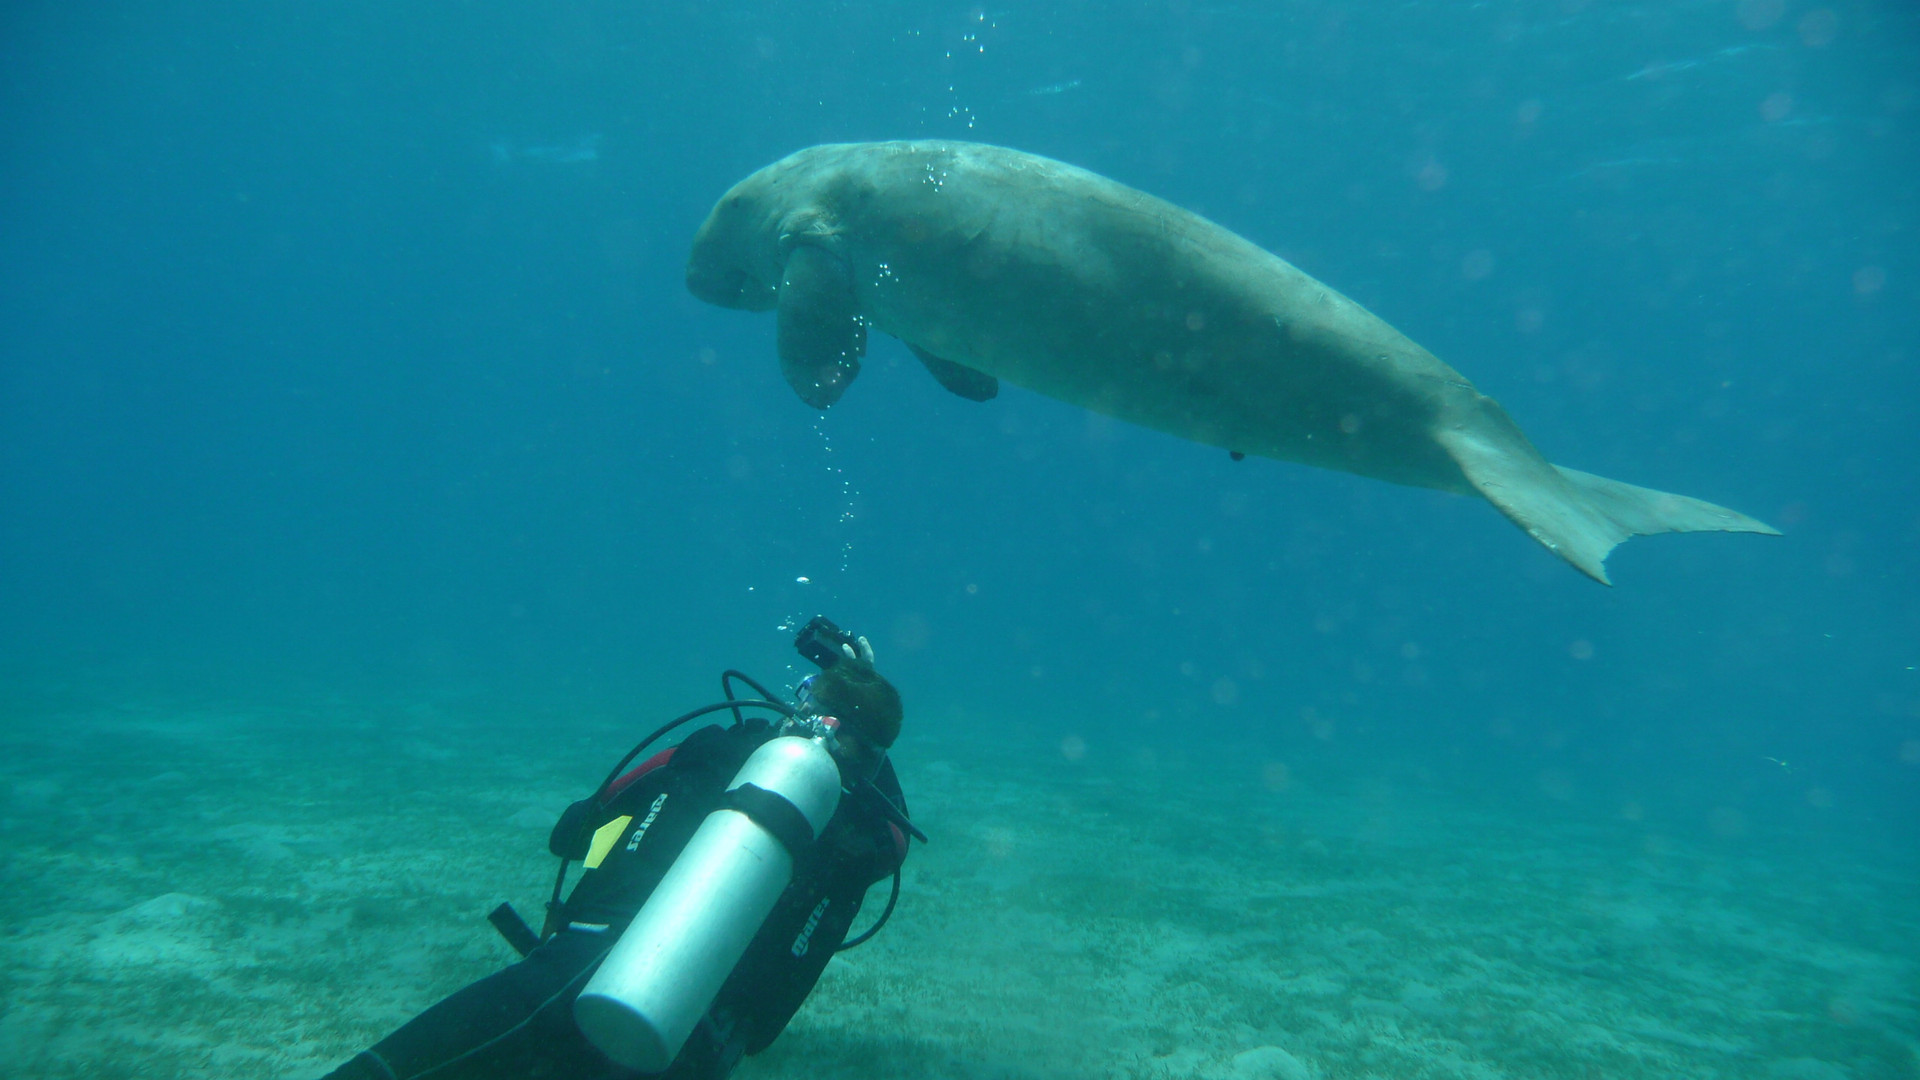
[685,261,751,307]
[686,187,781,312]
[686,251,777,311]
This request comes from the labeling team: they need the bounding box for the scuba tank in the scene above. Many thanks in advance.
[573,730,843,1072]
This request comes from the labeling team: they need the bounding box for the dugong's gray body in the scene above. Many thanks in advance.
[686,140,1777,583]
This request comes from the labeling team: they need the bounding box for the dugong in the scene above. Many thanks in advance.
[685,140,1778,583]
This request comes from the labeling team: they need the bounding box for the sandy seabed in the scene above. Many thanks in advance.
[1,693,1913,1080]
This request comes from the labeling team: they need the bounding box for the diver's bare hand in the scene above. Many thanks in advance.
[841,635,875,665]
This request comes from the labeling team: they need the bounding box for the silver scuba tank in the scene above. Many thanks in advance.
[574,732,843,1072]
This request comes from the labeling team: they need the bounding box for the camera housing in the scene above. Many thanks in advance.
[794,615,858,670]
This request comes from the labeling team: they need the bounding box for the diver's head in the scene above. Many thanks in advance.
[804,659,902,785]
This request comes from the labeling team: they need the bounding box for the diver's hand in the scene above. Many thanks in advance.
[841,635,875,665]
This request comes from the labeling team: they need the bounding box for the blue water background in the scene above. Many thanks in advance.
[2,2,1915,852]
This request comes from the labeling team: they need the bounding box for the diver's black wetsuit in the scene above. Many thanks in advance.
[323,718,908,1080]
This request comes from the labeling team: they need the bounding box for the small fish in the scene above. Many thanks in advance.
[1625,58,1702,81]
[1025,78,1083,97]
[1562,156,1685,181]
[491,134,602,166]
[1624,43,1780,82]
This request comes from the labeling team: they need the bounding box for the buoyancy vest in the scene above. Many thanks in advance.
[559,719,909,1055]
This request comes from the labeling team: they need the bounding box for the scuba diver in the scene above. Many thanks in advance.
[322,616,919,1080]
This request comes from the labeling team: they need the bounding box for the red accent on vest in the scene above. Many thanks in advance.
[604,747,677,800]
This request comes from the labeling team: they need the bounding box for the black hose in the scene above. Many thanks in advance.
[856,779,927,844]
[593,697,795,801]
[838,866,901,951]
[721,669,784,727]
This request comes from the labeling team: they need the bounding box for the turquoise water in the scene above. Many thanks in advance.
[2,2,1915,1077]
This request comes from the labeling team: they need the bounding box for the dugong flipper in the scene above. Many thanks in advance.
[910,345,999,401]
[686,140,1779,583]
[777,245,865,408]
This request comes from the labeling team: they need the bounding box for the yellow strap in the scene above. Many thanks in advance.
[582,815,633,869]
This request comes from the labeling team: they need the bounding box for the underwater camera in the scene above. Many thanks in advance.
[793,615,859,669]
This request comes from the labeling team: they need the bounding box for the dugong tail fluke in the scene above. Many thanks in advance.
[685,140,1781,583]
[1435,402,1780,584]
